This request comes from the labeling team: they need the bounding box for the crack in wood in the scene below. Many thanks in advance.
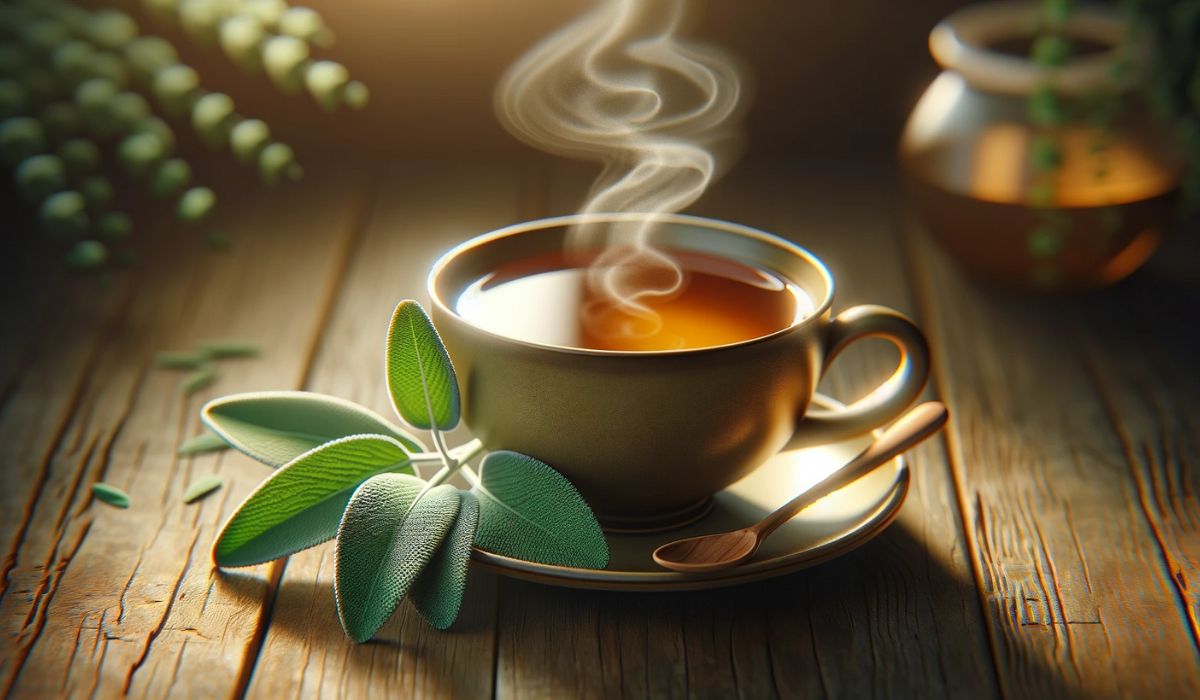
[0,280,136,609]
[231,558,288,700]
[122,529,200,694]
[117,546,147,625]
[2,519,93,696]
[1078,346,1200,655]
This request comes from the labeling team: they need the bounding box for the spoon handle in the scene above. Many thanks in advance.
[751,401,948,539]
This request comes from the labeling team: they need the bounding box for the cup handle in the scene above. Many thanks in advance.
[787,304,931,448]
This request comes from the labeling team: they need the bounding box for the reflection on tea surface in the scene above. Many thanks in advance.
[456,250,811,351]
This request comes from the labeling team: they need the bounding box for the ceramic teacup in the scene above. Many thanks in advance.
[428,214,930,530]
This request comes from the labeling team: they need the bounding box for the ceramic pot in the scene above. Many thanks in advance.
[899,1,1184,290]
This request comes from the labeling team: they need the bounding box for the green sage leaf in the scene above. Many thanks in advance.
[334,476,460,642]
[183,474,224,503]
[182,364,218,395]
[212,434,414,567]
[202,391,425,468]
[198,339,260,358]
[472,451,608,569]
[178,431,229,456]
[385,300,460,431]
[92,482,130,508]
[409,491,480,630]
[156,350,207,370]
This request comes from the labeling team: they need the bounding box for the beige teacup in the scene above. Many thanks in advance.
[429,214,930,529]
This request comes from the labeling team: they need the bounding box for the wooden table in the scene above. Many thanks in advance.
[2,156,1197,699]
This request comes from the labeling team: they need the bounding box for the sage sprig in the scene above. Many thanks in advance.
[206,299,609,638]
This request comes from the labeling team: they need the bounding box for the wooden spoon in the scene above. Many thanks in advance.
[652,401,949,573]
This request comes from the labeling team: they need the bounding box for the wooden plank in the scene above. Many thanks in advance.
[244,158,538,699]
[0,198,129,617]
[0,162,370,698]
[905,213,1200,696]
[492,158,999,699]
[1076,277,1200,646]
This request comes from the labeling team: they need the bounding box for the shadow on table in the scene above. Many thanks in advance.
[250,565,499,698]
[237,517,1085,698]
[492,520,1087,700]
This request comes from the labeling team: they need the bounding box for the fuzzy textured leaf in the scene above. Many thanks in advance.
[334,476,461,642]
[202,391,425,467]
[409,491,480,630]
[212,434,414,567]
[473,451,608,569]
[385,300,460,431]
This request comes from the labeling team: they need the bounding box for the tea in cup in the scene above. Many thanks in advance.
[429,214,930,529]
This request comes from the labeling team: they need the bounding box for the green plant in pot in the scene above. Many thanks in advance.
[900,0,1184,290]
[0,0,366,272]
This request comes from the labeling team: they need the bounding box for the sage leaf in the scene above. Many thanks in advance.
[212,434,414,567]
[385,300,460,431]
[202,391,425,467]
[334,476,460,642]
[92,482,130,508]
[182,364,218,395]
[472,451,608,569]
[155,350,208,369]
[178,431,229,456]
[410,491,480,630]
[198,339,260,358]
[184,474,224,503]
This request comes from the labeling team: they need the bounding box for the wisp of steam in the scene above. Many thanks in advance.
[496,0,745,340]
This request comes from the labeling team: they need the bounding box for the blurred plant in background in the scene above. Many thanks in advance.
[1033,0,1200,205]
[0,0,367,272]
[1134,0,1200,202]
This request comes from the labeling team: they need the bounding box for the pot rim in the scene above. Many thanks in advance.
[929,0,1147,96]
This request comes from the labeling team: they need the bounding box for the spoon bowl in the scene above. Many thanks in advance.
[652,401,948,573]
[651,528,760,573]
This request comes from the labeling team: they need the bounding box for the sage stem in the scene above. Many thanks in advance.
[459,465,482,489]
[449,438,485,465]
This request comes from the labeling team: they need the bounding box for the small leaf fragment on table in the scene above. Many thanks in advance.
[211,434,415,567]
[334,475,460,642]
[92,482,130,508]
[198,339,260,358]
[184,474,224,503]
[155,350,209,369]
[472,450,609,569]
[178,431,229,456]
[410,490,480,630]
[385,300,461,431]
[182,363,218,395]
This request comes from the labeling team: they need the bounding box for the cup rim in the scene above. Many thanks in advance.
[426,213,836,357]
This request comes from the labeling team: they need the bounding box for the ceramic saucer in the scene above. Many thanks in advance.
[470,393,910,591]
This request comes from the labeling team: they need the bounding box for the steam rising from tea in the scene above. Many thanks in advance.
[457,252,809,352]
[496,0,745,340]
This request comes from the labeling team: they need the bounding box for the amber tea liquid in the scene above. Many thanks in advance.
[456,250,811,352]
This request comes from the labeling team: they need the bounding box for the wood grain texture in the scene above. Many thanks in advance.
[243,159,539,699]
[3,156,1198,698]
[0,163,370,698]
[905,216,1200,698]
[491,158,999,700]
